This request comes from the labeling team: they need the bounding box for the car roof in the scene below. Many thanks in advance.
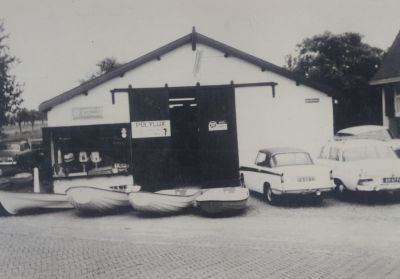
[259,147,307,156]
[328,139,389,149]
[337,125,387,135]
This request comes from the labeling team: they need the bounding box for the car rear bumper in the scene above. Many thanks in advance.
[272,187,333,195]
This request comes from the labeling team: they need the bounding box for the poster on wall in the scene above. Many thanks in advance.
[131,120,171,138]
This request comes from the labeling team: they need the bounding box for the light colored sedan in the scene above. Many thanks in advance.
[317,139,400,195]
[335,125,400,157]
[240,147,334,204]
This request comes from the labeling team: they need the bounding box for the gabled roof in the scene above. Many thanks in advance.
[39,28,336,112]
[370,30,400,85]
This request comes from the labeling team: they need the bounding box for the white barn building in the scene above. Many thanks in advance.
[39,28,335,193]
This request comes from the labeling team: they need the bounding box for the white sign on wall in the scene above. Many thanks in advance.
[131,120,171,139]
[72,107,103,120]
[305,98,320,103]
[208,120,228,131]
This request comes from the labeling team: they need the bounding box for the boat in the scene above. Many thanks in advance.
[0,178,11,189]
[195,187,249,214]
[10,172,33,184]
[128,188,200,214]
[66,186,131,213]
[0,191,73,215]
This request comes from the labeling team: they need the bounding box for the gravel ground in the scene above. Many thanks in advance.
[0,192,400,278]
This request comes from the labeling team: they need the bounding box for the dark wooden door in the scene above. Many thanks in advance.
[129,88,171,191]
[196,86,240,187]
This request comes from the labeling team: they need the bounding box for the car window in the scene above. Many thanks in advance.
[342,145,397,162]
[271,152,313,167]
[255,152,268,167]
[0,143,20,151]
[20,143,30,151]
[328,147,340,161]
[319,146,327,159]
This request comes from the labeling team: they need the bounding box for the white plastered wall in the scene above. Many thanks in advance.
[47,43,333,175]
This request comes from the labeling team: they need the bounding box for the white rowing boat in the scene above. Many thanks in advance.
[0,191,73,215]
[195,187,249,214]
[128,188,200,214]
[66,186,131,213]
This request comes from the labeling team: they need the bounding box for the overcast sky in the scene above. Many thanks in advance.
[1,0,400,109]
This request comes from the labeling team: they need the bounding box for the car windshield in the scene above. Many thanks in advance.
[0,143,20,151]
[272,152,313,167]
[342,145,396,162]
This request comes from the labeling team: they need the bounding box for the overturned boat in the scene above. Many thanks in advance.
[66,186,132,213]
[128,188,200,214]
[195,187,249,214]
[0,191,73,215]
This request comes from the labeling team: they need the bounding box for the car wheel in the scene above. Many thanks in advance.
[264,184,278,205]
[314,196,323,204]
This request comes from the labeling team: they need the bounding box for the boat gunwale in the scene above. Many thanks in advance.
[129,190,200,198]
[195,197,249,203]
[65,186,130,195]
[0,191,68,197]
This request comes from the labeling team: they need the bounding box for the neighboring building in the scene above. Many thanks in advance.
[39,28,335,194]
[370,30,400,137]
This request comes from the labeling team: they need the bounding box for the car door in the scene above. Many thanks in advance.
[252,152,272,194]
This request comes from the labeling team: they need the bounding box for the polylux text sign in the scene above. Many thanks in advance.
[131,120,171,138]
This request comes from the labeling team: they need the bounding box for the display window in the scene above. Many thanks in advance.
[49,124,131,178]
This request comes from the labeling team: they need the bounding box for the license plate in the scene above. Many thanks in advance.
[383,177,400,183]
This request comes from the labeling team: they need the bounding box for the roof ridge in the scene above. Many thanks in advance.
[39,29,336,112]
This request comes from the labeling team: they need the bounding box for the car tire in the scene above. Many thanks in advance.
[314,196,324,204]
[264,184,278,205]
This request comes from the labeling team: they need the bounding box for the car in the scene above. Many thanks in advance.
[335,125,400,157]
[317,139,400,196]
[0,140,35,176]
[240,147,334,204]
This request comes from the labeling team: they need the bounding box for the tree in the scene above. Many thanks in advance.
[15,108,29,133]
[285,32,384,131]
[80,57,121,83]
[27,109,41,131]
[0,21,23,128]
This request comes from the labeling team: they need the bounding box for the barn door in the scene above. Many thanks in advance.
[129,88,171,191]
[196,86,240,187]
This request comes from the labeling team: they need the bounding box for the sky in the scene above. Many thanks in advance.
[1,0,400,109]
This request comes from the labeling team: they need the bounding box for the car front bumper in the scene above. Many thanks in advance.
[355,184,400,192]
[272,187,334,196]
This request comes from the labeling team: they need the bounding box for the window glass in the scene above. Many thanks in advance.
[328,147,340,161]
[255,152,267,166]
[342,145,396,162]
[51,124,131,178]
[319,146,326,159]
[0,143,20,151]
[271,152,313,167]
